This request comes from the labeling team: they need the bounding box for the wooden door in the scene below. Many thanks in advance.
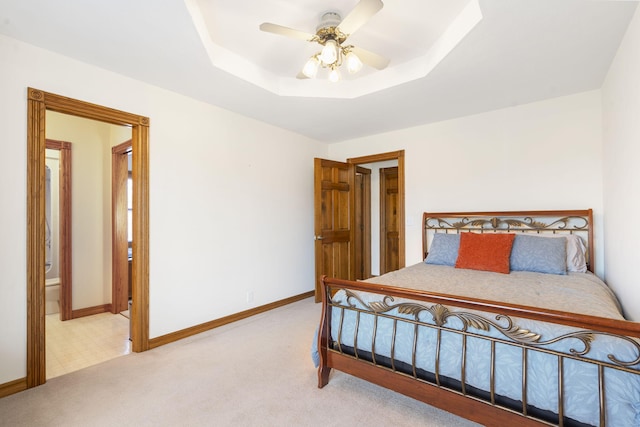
[354,167,371,280]
[380,166,399,275]
[314,158,355,302]
[112,140,132,314]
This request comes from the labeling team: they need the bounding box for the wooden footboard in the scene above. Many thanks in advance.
[317,276,640,427]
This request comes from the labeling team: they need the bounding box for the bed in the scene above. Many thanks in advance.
[315,210,640,427]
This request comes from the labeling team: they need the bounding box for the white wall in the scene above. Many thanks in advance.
[329,91,605,278]
[0,34,327,384]
[602,6,640,321]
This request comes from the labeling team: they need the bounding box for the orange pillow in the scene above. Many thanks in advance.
[455,232,516,274]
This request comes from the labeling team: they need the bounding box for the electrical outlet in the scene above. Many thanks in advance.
[246,291,254,303]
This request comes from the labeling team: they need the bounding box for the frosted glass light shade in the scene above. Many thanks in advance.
[320,40,338,65]
[345,52,363,74]
[302,56,320,78]
[328,67,341,83]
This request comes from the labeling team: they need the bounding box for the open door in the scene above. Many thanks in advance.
[380,166,399,275]
[354,166,371,280]
[112,140,132,314]
[314,158,356,302]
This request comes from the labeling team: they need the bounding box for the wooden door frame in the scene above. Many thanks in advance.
[26,88,150,388]
[45,140,72,321]
[112,140,132,314]
[347,150,406,270]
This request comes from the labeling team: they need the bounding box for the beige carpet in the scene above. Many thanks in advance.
[0,298,480,427]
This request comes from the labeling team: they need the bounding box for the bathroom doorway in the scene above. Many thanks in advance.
[44,140,71,321]
[26,88,150,388]
[44,112,133,379]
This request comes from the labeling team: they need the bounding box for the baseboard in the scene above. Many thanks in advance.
[0,377,27,398]
[148,291,314,349]
[71,304,112,319]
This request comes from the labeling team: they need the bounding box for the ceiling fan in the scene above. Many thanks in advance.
[259,0,390,82]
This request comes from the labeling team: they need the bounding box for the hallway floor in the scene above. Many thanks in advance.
[46,312,131,379]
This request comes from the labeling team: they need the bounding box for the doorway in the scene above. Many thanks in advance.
[354,166,371,280]
[313,150,405,300]
[26,88,150,388]
[380,166,399,275]
[44,140,72,321]
[349,151,404,278]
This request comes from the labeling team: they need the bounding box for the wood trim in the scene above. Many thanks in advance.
[0,378,27,398]
[131,124,150,352]
[347,150,405,269]
[71,304,112,319]
[397,153,405,269]
[44,140,69,150]
[27,92,46,388]
[29,89,147,127]
[26,87,150,389]
[346,150,405,165]
[354,167,371,280]
[59,142,72,321]
[148,291,314,349]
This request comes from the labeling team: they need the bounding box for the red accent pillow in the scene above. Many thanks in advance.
[455,232,516,274]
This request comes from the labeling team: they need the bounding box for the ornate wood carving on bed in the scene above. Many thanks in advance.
[316,210,640,427]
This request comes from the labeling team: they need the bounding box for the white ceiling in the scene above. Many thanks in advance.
[189,0,480,98]
[0,0,637,143]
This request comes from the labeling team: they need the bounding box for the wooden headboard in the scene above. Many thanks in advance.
[422,209,594,273]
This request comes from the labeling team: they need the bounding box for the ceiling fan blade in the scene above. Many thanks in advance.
[337,0,384,36]
[351,46,389,70]
[259,23,316,42]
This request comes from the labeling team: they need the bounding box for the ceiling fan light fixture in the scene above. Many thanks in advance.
[328,66,341,83]
[345,51,363,74]
[320,39,339,65]
[260,0,389,83]
[302,56,320,78]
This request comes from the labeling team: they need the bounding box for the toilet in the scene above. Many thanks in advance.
[45,278,60,315]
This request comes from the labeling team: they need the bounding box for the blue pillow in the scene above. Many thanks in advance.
[425,233,460,266]
[510,234,567,275]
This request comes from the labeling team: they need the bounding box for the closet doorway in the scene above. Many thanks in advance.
[313,150,405,301]
[353,159,401,277]
[26,88,150,388]
[379,166,399,275]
